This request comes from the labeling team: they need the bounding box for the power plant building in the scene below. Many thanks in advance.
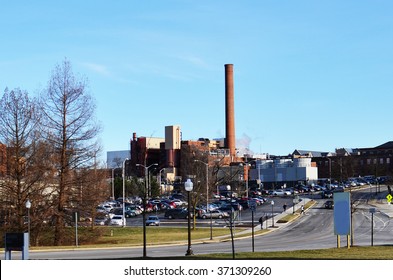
[250,157,318,187]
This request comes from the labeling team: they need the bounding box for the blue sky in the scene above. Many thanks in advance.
[1,1,392,163]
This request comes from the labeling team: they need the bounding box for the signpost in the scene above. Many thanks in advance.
[73,212,79,247]
[369,207,376,246]
[4,233,29,260]
[248,200,257,252]
[293,195,299,214]
[334,192,351,248]
[386,194,392,204]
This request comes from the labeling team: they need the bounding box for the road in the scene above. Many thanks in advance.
[3,186,392,259]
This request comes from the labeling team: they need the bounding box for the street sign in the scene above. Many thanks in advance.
[369,207,376,213]
[387,194,393,203]
[248,200,257,212]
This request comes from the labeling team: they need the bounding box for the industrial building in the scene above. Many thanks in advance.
[103,63,392,195]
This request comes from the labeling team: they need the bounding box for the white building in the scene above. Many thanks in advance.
[249,157,318,187]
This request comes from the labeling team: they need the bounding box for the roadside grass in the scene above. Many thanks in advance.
[23,226,247,249]
[192,246,393,260]
[96,227,244,246]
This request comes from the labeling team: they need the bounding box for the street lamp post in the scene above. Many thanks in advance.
[122,158,129,227]
[25,199,31,247]
[229,164,236,259]
[245,163,249,199]
[327,157,332,188]
[159,168,165,195]
[257,161,261,189]
[136,163,158,258]
[271,200,275,227]
[194,160,212,240]
[185,179,194,256]
[112,168,115,200]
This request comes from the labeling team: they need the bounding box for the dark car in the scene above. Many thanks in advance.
[94,213,110,226]
[125,209,137,218]
[322,190,333,198]
[219,203,242,213]
[324,200,334,209]
[164,208,191,219]
[238,200,250,210]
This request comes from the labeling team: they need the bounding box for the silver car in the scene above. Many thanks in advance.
[145,215,160,226]
[200,210,229,219]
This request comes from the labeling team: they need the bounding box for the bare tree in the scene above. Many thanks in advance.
[0,87,45,232]
[179,144,211,228]
[39,59,102,245]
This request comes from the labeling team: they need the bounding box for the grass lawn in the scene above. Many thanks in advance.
[23,226,246,249]
[96,226,242,246]
[193,246,393,260]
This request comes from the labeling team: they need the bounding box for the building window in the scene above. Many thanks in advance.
[367,159,371,165]
[373,159,377,164]
[387,158,391,164]
[380,158,384,164]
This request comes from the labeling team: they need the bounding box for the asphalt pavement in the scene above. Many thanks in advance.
[197,198,314,244]
[198,195,393,244]
[370,200,393,218]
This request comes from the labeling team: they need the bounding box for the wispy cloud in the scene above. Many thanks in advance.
[81,62,111,77]
[175,54,210,69]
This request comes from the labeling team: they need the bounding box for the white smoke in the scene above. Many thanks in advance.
[236,133,253,156]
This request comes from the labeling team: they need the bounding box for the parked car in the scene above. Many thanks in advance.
[109,207,123,218]
[322,190,333,198]
[109,215,124,226]
[199,210,229,219]
[333,186,345,193]
[94,213,109,226]
[102,204,113,212]
[146,215,160,226]
[282,189,292,196]
[125,209,137,218]
[324,200,334,209]
[164,208,191,219]
[272,190,285,196]
[219,203,242,213]
[238,200,250,210]
[96,206,107,213]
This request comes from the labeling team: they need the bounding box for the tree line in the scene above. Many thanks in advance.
[0,59,107,246]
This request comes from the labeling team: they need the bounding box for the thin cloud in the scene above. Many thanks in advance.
[175,54,210,69]
[81,62,111,77]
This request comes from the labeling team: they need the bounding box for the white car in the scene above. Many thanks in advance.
[283,189,292,196]
[109,215,124,226]
[272,190,285,196]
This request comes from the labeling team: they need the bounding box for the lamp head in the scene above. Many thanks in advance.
[184,179,194,192]
[25,199,31,209]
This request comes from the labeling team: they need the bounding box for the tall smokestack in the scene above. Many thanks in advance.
[225,64,236,159]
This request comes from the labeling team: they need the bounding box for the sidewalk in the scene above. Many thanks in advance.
[200,198,313,243]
